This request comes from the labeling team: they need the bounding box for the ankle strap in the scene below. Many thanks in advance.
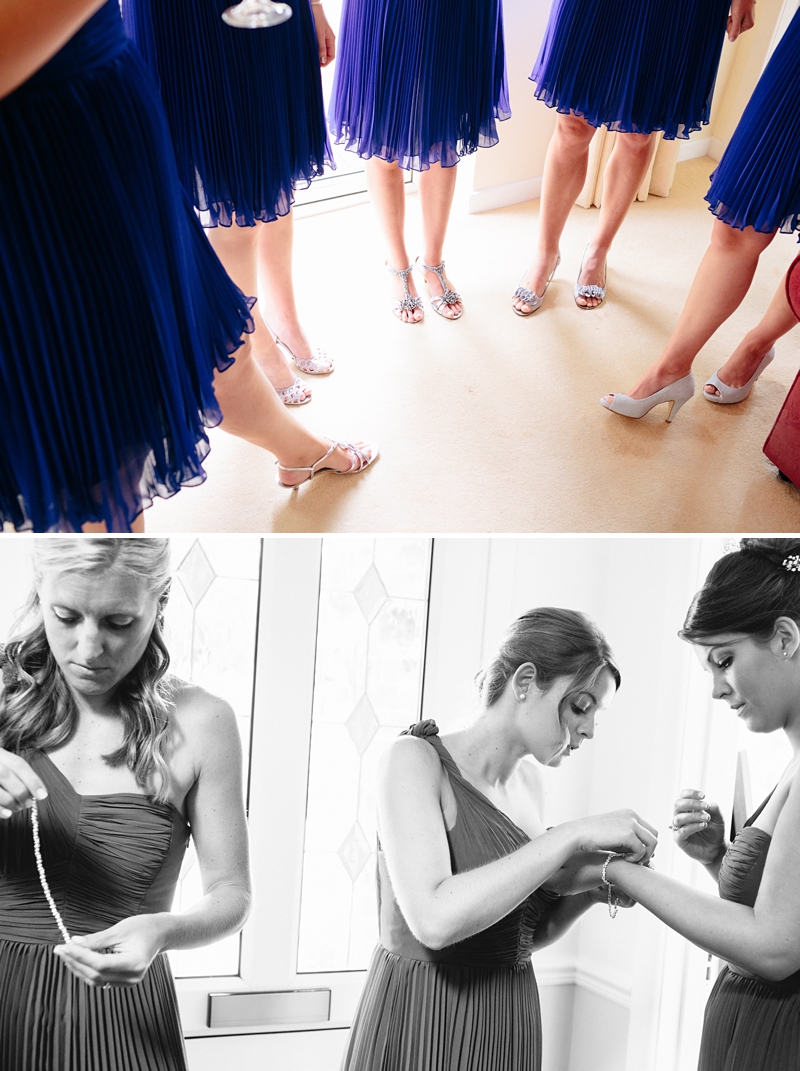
[386,263,414,279]
[421,260,445,275]
[276,442,337,475]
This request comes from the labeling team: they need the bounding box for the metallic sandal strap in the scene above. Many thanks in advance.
[513,285,539,305]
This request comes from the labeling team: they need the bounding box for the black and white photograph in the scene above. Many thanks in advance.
[1,536,798,1070]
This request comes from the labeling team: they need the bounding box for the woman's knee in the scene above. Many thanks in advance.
[554,111,596,148]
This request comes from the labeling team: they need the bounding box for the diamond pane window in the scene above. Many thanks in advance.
[297,538,432,973]
[165,537,261,979]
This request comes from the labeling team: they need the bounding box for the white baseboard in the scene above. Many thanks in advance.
[677,136,725,164]
[468,175,543,214]
[677,136,712,162]
[536,962,631,1009]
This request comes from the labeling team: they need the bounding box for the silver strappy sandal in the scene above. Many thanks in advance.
[275,337,334,375]
[512,253,561,316]
[275,440,380,488]
[420,260,462,319]
[386,262,424,323]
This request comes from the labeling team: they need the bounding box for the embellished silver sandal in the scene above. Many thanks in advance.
[512,253,561,316]
[275,337,334,375]
[420,260,462,319]
[386,262,424,323]
[274,375,311,406]
[275,440,380,489]
[574,244,607,310]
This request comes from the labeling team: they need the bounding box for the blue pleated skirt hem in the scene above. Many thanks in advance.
[0,10,254,533]
[531,0,729,140]
[704,9,800,237]
[122,0,334,227]
[329,0,510,172]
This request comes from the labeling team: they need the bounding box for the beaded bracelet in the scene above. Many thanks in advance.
[30,799,72,944]
[601,851,624,919]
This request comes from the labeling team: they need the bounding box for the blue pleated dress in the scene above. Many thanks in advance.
[705,8,800,236]
[532,0,730,139]
[0,2,254,533]
[329,0,510,171]
[121,0,334,226]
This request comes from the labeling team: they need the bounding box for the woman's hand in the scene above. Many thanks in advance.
[727,0,756,42]
[570,809,658,863]
[312,4,335,67]
[0,748,48,818]
[53,915,168,987]
[671,788,726,866]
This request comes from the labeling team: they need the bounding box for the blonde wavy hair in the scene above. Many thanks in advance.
[0,538,174,803]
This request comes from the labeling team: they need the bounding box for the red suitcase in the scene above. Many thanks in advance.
[763,255,800,484]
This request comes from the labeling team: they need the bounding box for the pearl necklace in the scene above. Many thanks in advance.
[30,799,72,944]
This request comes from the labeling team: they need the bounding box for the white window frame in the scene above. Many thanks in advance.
[176,538,374,1038]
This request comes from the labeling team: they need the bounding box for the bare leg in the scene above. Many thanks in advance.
[255,210,331,370]
[512,112,596,314]
[576,131,657,307]
[212,337,373,485]
[207,222,311,402]
[418,162,461,318]
[706,270,799,394]
[605,220,777,401]
[364,156,422,323]
[82,515,145,533]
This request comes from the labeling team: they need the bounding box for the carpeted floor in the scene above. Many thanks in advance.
[146,157,800,534]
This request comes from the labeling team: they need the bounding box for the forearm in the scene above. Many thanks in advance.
[607,861,794,981]
[0,0,108,98]
[404,825,583,950]
[530,891,596,950]
[152,881,252,953]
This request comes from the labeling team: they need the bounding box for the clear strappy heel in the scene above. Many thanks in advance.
[419,260,462,319]
[386,262,424,323]
[512,253,561,316]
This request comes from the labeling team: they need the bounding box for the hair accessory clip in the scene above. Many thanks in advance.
[783,556,800,573]
[724,539,741,555]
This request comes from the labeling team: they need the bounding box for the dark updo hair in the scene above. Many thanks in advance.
[680,538,800,645]
[475,607,621,713]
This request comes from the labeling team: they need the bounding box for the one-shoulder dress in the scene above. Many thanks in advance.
[329,0,510,170]
[0,1,254,533]
[705,7,800,236]
[121,0,333,226]
[0,751,191,1071]
[698,793,800,1071]
[340,720,560,1071]
[531,0,730,140]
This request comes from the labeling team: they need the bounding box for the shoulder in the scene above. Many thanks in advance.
[378,732,444,788]
[169,680,239,754]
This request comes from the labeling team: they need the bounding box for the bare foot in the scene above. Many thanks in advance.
[276,440,379,487]
[704,342,774,396]
[512,250,560,314]
[387,262,423,324]
[575,243,607,309]
[420,262,462,319]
